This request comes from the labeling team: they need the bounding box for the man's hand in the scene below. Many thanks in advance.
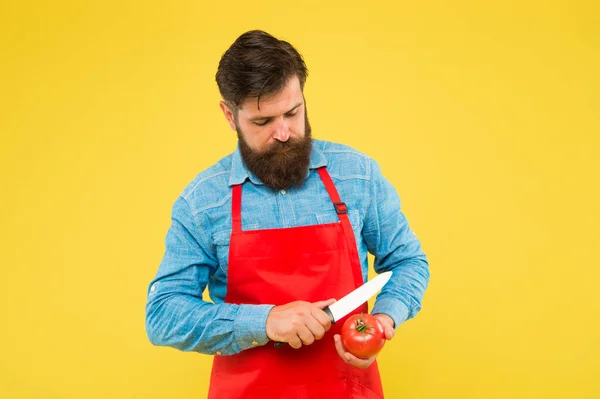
[333,313,395,368]
[266,298,336,349]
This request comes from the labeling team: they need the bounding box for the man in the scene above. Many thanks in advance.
[145,30,429,398]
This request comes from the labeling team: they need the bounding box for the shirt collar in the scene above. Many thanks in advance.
[228,141,328,186]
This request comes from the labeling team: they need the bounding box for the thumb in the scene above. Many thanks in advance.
[385,325,395,340]
[313,298,337,309]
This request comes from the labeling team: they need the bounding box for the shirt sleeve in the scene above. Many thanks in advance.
[145,196,274,355]
[363,159,430,329]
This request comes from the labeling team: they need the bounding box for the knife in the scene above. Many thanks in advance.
[274,271,392,348]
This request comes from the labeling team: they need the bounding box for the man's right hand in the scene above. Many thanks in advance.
[265,298,336,349]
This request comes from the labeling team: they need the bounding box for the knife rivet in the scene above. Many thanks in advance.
[252,340,258,346]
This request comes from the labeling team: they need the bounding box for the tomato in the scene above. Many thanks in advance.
[340,313,386,359]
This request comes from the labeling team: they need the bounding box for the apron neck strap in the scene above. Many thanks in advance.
[232,184,242,233]
[317,167,343,207]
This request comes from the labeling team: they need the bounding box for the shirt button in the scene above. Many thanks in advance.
[216,351,222,355]
[280,189,286,195]
[252,340,258,346]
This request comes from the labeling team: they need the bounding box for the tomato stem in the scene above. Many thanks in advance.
[355,314,374,339]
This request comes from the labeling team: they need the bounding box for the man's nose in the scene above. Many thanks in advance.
[272,116,290,142]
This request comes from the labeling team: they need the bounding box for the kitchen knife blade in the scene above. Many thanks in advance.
[323,271,392,323]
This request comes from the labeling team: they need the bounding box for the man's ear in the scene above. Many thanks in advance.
[219,101,237,131]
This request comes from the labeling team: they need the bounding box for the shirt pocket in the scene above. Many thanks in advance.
[315,209,363,237]
[212,223,259,274]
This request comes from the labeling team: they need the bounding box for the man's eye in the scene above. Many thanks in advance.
[254,120,269,126]
[285,111,298,118]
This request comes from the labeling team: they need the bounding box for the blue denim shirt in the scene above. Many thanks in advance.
[145,140,429,356]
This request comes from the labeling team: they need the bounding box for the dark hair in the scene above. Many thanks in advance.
[216,30,308,112]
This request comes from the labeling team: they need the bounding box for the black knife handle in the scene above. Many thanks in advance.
[274,305,336,348]
[323,306,335,324]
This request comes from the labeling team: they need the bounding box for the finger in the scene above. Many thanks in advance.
[373,314,395,340]
[343,351,376,369]
[385,325,395,340]
[333,334,348,361]
[310,306,333,331]
[288,335,303,349]
[296,325,316,346]
[305,315,326,340]
[381,323,395,340]
[312,298,336,309]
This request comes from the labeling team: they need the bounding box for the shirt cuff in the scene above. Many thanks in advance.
[233,304,274,351]
[371,297,410,330]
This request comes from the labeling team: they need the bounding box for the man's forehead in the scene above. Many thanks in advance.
[239,76,303,115]
[245,96,302,114]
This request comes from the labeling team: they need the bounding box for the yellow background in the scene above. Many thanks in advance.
[1,1,599,398]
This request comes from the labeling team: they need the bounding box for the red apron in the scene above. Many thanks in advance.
[208,167,384,399]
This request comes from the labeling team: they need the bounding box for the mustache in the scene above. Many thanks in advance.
[261,138,301,155]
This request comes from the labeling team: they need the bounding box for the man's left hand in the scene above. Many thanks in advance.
[333,313,395,369]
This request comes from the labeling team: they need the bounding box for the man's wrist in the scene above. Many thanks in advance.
[371,297,409,329]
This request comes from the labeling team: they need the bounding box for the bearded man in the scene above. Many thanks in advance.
[145,30,429,399]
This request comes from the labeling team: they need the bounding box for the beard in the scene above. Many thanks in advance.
[237,111,313,191]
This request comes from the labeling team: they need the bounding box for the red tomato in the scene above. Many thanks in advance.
[340,313,386,359]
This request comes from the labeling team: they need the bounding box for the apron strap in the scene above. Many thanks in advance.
[231,184,242,234]
[317,167,365,288]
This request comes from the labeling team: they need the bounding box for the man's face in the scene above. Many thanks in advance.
[220,75,312,190]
